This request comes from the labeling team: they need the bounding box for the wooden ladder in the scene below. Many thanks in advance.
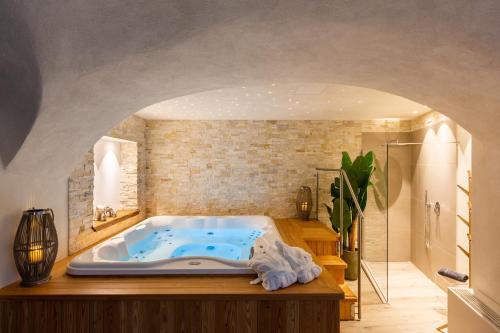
[456,170,472,286]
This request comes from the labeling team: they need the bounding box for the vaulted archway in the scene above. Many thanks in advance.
[1,0,499,303]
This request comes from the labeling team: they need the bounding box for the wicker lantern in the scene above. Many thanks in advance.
[13,208,58,286]
[296,186,313,220]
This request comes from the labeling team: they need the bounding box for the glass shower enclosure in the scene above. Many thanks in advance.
[316,138,457,309]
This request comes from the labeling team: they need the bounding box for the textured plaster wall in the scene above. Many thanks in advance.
[1,0,500,310]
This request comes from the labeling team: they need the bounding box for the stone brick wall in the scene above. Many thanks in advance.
[68,115,146,254]
[145,120,411,225]
[108,116,147,215]
[68,150,94,239]
[68,116,411,254]
[120,141,139,210]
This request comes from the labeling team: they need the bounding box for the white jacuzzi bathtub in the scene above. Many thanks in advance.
[67,215,280,275]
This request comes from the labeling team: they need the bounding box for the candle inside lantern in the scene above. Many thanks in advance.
[301,202,309,211]
[28,245,44,264]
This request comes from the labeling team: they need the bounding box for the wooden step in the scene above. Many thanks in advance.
[316,255,357,321]
[306,240,338,256]
[295,220,340,256]
[339,283,357,321]
[316,255,347,284]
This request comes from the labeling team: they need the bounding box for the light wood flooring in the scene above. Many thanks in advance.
[342,262,448,333]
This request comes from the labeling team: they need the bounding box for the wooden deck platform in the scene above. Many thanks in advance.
[0,218,344,333]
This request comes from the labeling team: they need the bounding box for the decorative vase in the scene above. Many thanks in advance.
[341,249,359,281]
[13,208,58,286]
[296,186,313,220]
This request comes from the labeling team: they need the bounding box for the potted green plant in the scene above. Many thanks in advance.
[324,151,374,280]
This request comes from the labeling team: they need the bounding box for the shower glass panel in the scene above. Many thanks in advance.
[382,140,457,301]
[361,137,390,303]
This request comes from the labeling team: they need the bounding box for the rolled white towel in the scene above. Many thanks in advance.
[275,240,322,284]
[248,248,297,291]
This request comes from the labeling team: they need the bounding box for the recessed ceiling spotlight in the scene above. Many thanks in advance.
[268,91,273,95]
[271,83,276,87]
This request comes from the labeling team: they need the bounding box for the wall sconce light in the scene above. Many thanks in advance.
[296,186,313,220]
[13,208,58,286]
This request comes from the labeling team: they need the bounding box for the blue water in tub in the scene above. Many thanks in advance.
[124,228,263,262]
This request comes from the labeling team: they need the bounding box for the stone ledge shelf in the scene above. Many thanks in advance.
[92,209,140,232]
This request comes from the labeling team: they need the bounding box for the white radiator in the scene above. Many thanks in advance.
[448,287,500,333]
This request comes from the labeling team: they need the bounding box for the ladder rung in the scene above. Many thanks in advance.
[457,214,470,226]
[457,184,470,195]
[457,244,470,257]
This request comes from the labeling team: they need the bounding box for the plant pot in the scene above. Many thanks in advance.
[341,249,359,281]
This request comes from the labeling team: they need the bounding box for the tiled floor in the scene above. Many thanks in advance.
[341,262,448,333]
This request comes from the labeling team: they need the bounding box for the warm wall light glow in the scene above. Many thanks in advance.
[92,136,139,212]
[423,125,437,143]
[94,139,121,209]
[437,123,454,141]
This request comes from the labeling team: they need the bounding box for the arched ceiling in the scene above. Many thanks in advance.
[136,84,430,120]
[2,0,500,176]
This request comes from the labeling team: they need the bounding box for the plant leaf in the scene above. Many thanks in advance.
[331,198,352,244]
[341,151,353,169]
[365,151,374,165]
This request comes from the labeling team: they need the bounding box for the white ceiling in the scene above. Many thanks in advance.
[135,83,431,121]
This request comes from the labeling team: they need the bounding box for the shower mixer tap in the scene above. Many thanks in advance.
[424,191,441,249]
[425,191,441,216]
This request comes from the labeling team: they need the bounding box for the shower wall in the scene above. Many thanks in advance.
[410,112,471,290]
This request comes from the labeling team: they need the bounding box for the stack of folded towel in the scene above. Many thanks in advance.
[248,236,322,291]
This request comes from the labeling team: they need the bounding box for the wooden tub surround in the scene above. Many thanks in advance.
[0,218,353,333]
